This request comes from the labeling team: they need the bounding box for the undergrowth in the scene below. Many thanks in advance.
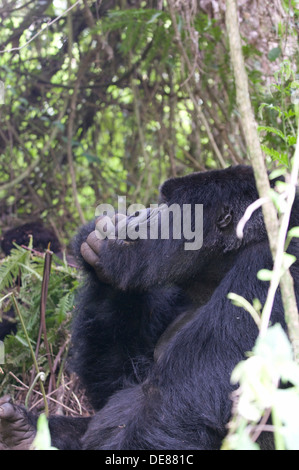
[0,242,90,417]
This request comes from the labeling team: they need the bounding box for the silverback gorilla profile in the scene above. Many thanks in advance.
[1,166,299,450]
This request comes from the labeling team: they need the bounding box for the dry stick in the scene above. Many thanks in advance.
[38,247,56,395]
[131,73,153,203]
[225,0,299,361]
[9,372,81,415]
[168,68,178,177]
[11,295,49,417]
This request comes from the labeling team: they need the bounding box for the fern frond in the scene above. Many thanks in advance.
[261,144,288,166]
[0,245,30,291]
[105,9,166,29]
[257,125,287,142]
[55,291,75,324]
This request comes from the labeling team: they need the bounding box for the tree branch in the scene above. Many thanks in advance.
[225,0,299,361]
[167,0,226,169]
[0,0,82,54]
[66,1,86,225]
[0,100,68,193]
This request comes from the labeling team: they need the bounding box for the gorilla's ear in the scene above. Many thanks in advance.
[217,206,233,230]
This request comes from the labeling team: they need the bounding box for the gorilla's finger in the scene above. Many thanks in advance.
[95,216,115,239]
[0,402,16,420]
[80,241,101,267]
[0,396,12,407]
[87,231,104,252]
[80,241,110,284]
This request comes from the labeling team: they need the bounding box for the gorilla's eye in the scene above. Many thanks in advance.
[217,208,233,229]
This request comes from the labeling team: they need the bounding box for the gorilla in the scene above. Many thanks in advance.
[0,221,61,341]
[1,221,61,257]
[0,166,298,450]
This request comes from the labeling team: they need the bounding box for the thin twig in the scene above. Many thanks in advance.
[38,247,56,394]
[0,0,82,54]
[260,129,299,344]
[236,197,269,239]
[11,295,49,416]
[9,372,83,415]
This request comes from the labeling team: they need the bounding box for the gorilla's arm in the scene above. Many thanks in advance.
[0,396,90,450]
[71,276,190,410]
[0,397,36,450]
[71,219,192,410]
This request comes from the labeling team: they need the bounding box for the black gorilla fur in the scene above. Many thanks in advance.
[1,166,299,450]
[1,221,60,256]
[0,221,61,341]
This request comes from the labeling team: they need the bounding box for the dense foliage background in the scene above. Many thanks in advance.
[0,0,298,449]
[0,0,297,243]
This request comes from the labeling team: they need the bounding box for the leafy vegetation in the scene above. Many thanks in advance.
[0,243,79,408]
[2,0,296,234]
[0,0,299,449]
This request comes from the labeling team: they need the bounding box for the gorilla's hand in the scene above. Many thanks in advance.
[0,396,36,450]
[80,213,138,285]
[79,208,178,291]
[80,229,108,283]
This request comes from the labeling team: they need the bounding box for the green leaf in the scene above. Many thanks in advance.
[257,269,273,281]
[254,324,294,364]
[147,11,163,24]
[257,255,295,282]
[55,292,75,323]
[227,293,261,327]
[226,431,260,451]
[31,414,58,450]
[269,188,288,212]
[258,126,286,142]
[53,120,65,131]
[0,246,30,291]
[17,263,43,281]
[287,135,297,146]
[82,152,100,163]
[261,145,288,166]
[269,168,287,180]
[268,47,281,62]
[14,335,31,348]
[282,252,296,270]
[258,102,282,119]
[287,226,299,239]
[274,389,299,450]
